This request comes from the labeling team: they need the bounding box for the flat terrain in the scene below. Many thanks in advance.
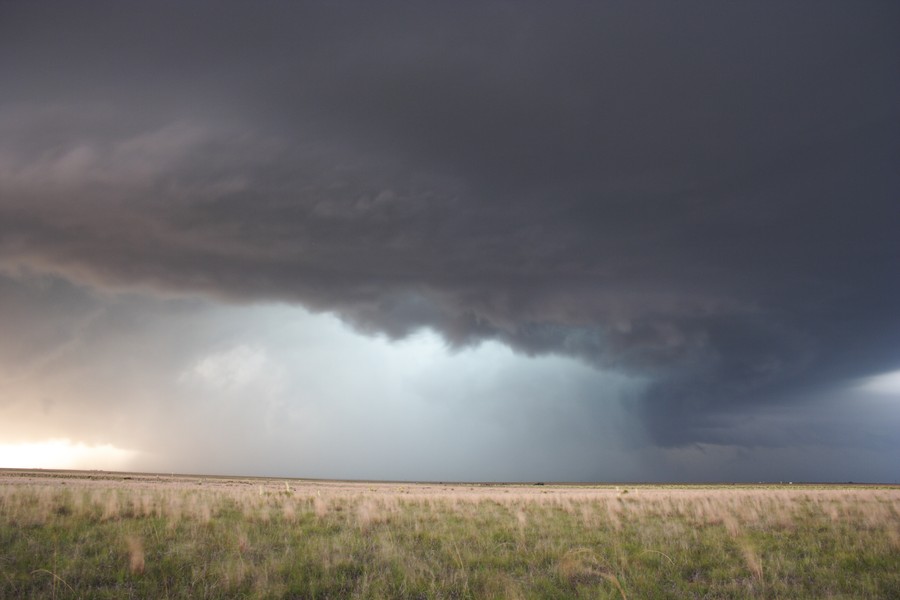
[1,470,898,598]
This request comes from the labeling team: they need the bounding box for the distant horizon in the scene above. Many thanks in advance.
[3,467,897,488]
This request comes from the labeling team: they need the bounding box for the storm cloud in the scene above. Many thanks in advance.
[1,1,899,480]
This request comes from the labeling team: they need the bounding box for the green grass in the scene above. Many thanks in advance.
[1,472,898,598]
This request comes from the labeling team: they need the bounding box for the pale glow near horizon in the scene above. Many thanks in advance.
[858,370,900,395]
[0,439,137,470]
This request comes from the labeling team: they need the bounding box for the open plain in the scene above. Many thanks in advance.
[0,469,898,599]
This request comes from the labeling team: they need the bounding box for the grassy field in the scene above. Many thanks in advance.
[1,470,898,599]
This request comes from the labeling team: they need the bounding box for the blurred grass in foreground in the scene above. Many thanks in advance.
[1,472,898,599]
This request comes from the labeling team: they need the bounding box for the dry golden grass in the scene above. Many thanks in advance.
[124,535,144,575]
[0,470,898,598]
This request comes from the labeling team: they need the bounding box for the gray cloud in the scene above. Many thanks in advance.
[2,1,899,476]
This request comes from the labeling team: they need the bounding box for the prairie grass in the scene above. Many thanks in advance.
[0,471,898,598]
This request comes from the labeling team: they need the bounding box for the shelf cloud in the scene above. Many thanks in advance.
[1,1,898,480]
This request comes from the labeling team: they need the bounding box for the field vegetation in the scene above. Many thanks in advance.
[1,470,898,598]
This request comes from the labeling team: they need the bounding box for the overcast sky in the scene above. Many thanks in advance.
[1,1,898,482]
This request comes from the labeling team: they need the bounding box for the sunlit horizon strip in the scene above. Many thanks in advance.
[0,439,137,471]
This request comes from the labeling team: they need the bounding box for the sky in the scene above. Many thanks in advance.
[1,1,898,482]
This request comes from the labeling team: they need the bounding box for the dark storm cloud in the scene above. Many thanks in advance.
[2,1,899,448]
